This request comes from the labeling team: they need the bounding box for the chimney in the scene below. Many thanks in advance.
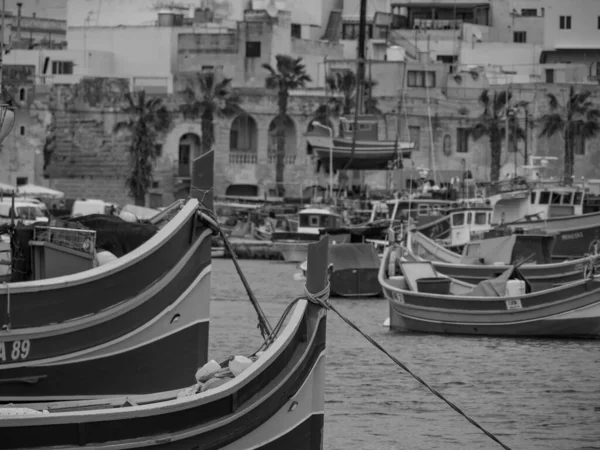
[16,2,22,42]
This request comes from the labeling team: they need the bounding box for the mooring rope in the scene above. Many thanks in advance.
[303,281,513,450]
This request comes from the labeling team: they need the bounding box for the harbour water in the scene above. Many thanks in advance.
[210,259,600,450]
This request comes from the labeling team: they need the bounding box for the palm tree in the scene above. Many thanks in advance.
[263,54,312,197]
[539,86,600,185]
[179,71,241,155]
[470,89,527,182]
[114,90,172,206]
[325,69,378,116]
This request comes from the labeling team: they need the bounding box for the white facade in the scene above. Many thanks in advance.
[542,0,600,50]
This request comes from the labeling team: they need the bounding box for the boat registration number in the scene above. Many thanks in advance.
[505,299,523,310]
[0,340,31,363]
[393,292,405,304]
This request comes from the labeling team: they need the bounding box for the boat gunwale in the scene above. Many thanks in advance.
[0,300,313,425]
[379,246,597,302]
[0,232,212,341]
[407,232,598,272]
[0,199,199,294]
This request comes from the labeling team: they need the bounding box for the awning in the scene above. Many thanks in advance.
[16,184,64,199]
[0,181,15,194]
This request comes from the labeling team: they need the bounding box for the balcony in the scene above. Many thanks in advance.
[229,152,258,164]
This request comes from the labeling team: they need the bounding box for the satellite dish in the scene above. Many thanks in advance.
[265,0,278,17]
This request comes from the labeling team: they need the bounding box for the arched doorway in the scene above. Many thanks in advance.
[178,133,201,177]
[268,116,297,164]
[229,114,258,164]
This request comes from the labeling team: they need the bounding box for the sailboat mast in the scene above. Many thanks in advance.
[356,0,367,114]
[343,0,368,180]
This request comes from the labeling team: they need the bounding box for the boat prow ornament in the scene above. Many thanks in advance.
[0,104,15,144]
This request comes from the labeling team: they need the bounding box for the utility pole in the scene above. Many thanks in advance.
[0,0,5,97]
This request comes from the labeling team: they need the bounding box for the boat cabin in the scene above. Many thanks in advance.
[417,206,493,249]
[298,208,342,235]
[339,116,379,140]
[489,184,585,224]
[380,198,458,226]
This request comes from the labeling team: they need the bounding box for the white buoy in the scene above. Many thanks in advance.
[383,317,390,327]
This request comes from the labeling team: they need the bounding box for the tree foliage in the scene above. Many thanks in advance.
[114,90,172,206]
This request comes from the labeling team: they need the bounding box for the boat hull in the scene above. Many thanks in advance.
[0,301,327,450]
[0,257,211,402]
[0,202,214,401]
[331,268,382,297]
[388,300,600,338]
[380,248,600,338]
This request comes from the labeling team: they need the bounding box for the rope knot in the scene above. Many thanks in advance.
[303,263,333,308]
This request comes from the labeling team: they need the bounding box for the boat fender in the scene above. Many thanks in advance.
[229,355,254,377]
[195,359,221,383]
[388,250,399,277]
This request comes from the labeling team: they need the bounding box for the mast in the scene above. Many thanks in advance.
[342,0,367,178]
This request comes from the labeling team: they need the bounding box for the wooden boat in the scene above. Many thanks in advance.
[0,236,331,450]
[305,116,413,170]
[379,254,600,338]
[483,177,598,260]
[404,230,599,286]
[272,206,343,262]
[0,153,216,403]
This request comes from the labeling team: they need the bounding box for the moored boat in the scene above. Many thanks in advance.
[403,230,599,286]
[379,254,600,338]
[305,116,413,170]
[0,236,331,450]
[0,152,216,403]
[272,206,343,262]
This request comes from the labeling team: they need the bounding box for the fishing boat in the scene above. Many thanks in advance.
[415,205,494,251]
[379,255,600,338]
[305,116,414,170]
[403,230,599,286]
[0,235,330,450]
[0,155,215,403]
[272,206,343,262]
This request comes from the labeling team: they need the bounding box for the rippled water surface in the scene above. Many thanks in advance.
[209,259,600,450]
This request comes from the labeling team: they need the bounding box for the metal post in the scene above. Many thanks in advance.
[312,121,334,202]
[0,0,5,94]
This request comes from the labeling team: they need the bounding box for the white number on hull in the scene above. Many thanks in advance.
[0,340,31,362]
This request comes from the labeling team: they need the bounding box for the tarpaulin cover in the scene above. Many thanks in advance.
[67,215,158,257]
[320,224,389,242]
[465,266,531,297]
[329,243,380,271]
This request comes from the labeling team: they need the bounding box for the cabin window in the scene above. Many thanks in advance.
[467,212,473,224]
[417,204,429,216]
[551,192,562,204]
[574,192,583,205]
[309,215,320,227]
[530,191,537,204]
[474,212,487,225]
[488,213,491,223]
[359,123,372,130]
[562,192,573,204]
[539,191,550,204]
[452,213,465,226]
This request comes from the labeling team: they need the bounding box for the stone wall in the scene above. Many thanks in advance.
[35,75,600,206]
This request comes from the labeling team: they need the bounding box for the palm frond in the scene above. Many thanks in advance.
[538,113,564,138]
[546,93,559,110]
[470,123,489,141]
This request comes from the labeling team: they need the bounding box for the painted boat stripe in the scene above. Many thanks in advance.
[0,229,211,340]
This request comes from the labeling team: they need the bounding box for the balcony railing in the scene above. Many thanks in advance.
[267,152,297,165]
[229,152,258,164]
[413,19,464,30]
